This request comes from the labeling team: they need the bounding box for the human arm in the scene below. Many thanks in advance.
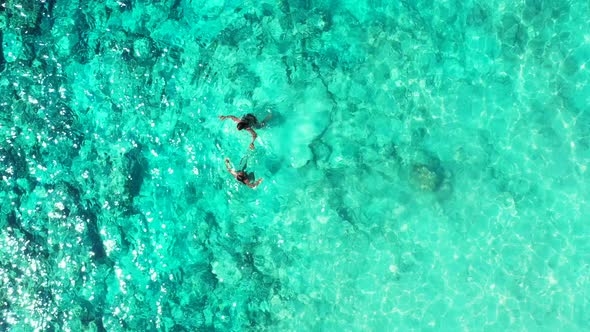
[246,178,263,188]
[246,128,257,149]
[224,158,238,177]
[219,115,241,123]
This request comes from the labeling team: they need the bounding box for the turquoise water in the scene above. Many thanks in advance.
[1,0,590,330]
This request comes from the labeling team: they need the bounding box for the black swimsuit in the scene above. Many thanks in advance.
[236,171,254,184]
[236,172,248,184]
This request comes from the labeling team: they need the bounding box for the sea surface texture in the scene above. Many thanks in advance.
[1,0,589,331]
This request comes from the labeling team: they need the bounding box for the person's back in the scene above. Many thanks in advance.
[237,114,258,130]
[224,158,263,188]
[219,112,271,149]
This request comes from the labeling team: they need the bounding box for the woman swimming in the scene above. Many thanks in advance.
[224,158,263,188]
[218,113,271,149]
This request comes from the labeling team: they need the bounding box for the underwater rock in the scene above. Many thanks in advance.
[51,17,78,58]
[69,12,96,64]
[309,9,333,33]
[310,139,332,166]
[265,157,283,175]
[229,62,261,97]
[2,31,23,63]
[79,208,113,266]
[289,144,313,168]
[293,9,333,37]
[0,14,6,31]
[124,146,149,201]
[252,244,275,276]
[399,147,450,193]
[2,145,28,180]
[151,20,188,50]
[410,163,444,192]
[133,37,155,62]
[4,0,42,30]
[283,82,331,168]
[219,22,254,48]
[211,253,242,285]
[0,32,5,72]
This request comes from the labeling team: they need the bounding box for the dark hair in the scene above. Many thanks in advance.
[237,122,248,130]
[236,172,247,183]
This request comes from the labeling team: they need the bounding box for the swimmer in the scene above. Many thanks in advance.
[224,157,263,188]
[219,113,271,149]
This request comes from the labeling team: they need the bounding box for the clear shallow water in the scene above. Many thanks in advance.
[1,0,589,331]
